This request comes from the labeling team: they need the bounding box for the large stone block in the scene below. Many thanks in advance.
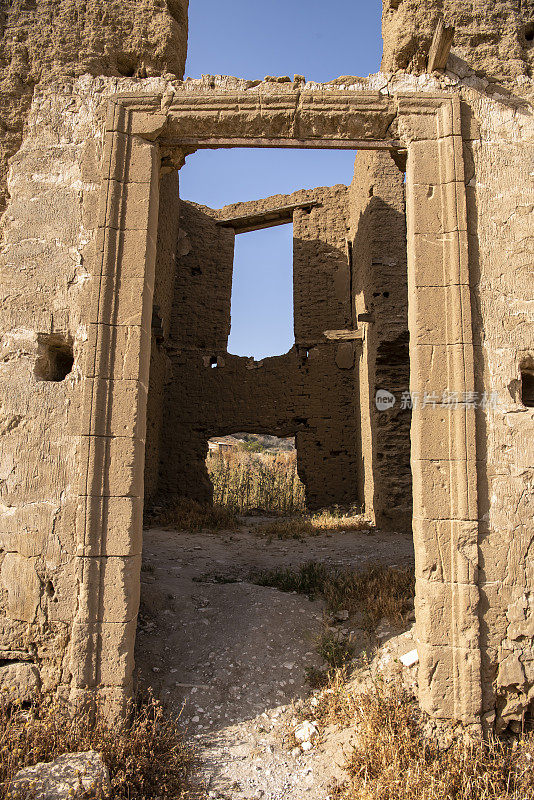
[414,518,479,585]
[78,436,145,498]
[69,619,137,687]
[0,553,41,622]
[76,496,143,557]
[77,556,141,623]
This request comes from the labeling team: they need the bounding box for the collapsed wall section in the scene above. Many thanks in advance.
[150,186,362,511]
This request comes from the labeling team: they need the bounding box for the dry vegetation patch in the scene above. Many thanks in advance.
[207,449,305,514]
[146,498,238,531]
[317,680,534,800]
[0,694,202,799]
[256,510,370,540]
[254,562,415,629]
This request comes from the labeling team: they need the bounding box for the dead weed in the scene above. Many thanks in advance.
[0,693,202,799]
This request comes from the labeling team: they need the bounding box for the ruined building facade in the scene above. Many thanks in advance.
[0,0,532,731]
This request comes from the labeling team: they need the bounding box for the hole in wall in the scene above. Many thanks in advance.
[116,54,138,77]
[34,334,74,382]
[524,24,534,43]
[210,356,219,368]
[521,368,534,407]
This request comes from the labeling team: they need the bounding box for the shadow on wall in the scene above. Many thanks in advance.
[351,187,412,533]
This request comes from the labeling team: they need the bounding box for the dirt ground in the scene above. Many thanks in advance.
[135,521,415,800]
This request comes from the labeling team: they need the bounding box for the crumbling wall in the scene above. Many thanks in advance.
[0,81,106,693]
[152,186,362,511]
[381,0,534,82]
[380,0,534,734]
[0,0,188,212]
[462,92,534,730]
[350,151,412,532]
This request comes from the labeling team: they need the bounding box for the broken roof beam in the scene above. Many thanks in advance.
[216,200,320,234]
[427,16,455,73]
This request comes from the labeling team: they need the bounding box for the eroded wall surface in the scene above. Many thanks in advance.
[0,0,188,212]
[381,0,534,79]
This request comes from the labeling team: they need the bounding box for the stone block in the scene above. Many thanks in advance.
[102,131,157,184]
[129,112,168,140]
[77,555,141,623]
[414,518,479,585]
[415,577,480,649]
[0,501,58,557]
[0,662,41,702]
[417,642,482,722]
[411,404,477,461]
[409,285,473,346]
[408,139,441,185]
[69,619,137,687]
[80,378,148,439]
[0,553,41,622]
[407,182,444,236]
[76,496,143,557]
[412,458,477,521]
[409,232,470,288]
[11,751,110,800]
[84,323,151,384]
[78,436,145,498]
[410,343,475,395]
[90,274,153,328]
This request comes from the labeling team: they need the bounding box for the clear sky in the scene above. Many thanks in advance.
[180,0,384,359]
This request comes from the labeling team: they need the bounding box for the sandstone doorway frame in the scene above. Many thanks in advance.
[73,88,481,723]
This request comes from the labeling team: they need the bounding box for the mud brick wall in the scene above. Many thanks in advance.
[0,0,188,213]
[152,186,362,511]
[381,0,534,80]
[350,150,411,532]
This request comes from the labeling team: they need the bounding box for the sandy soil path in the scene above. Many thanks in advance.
[135,523,414,799]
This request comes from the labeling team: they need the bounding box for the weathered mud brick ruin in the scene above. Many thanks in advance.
[0,0,532,732]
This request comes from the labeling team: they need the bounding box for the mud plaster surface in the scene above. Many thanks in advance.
[136,524,414,799]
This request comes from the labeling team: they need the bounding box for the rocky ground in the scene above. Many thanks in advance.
[135,521,415,800]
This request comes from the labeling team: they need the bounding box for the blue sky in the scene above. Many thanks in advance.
[180,0,384,359]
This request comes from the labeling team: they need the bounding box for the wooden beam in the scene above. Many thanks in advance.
[427,16,455,73]
[217,201,319,233]
[323,329,364,341]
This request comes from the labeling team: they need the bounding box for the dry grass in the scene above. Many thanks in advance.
[314,679,534,800]
[257,509,370,540]
[254,562,415,629]
[207,449,305,514]
[0,693,202,799]
[146,498,238,531]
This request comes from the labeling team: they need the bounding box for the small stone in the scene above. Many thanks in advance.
[335,610,349,621]
[399,649,419,667]
[301,740,313,751]
[291,747,301,758]
[294,720,318,743]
